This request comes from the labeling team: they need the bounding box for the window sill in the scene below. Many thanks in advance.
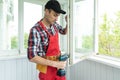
[87,55,120,69]
[71,53,91,65]
[0,54,27,61]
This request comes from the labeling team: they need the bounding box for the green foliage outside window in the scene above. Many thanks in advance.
[24,33,29,48]
[11,33,28,49]
[99,11,120,58]
[11,36,18,49]
[82,35,93,49]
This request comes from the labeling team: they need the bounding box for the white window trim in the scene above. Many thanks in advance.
[0,54,26,60]
[69,0,96,65]
[0,0,44,56]
[0,50,19,56]
[87,55,120,69]
[69,0,74,65]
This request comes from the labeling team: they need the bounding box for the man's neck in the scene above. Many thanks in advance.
[42,18,51,28]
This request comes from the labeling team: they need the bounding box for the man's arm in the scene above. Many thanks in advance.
[62,24,67,35]
[57,15,68,35]
[27,26,66,69]
[63,15,68,34]
[29,56,66,69]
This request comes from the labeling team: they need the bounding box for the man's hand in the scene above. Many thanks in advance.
[53,61,67,69]
[62,15,68,34]
[65,15,67,23]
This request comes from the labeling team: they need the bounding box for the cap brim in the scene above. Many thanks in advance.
[55,9,66,14]
[60,10,66,14]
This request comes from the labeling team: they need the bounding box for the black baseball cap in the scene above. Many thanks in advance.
[45,0,66,14]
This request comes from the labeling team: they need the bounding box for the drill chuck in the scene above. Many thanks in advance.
[58,54,69,61]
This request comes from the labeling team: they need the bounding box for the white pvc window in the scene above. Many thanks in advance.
[0,0,43,56]
[0,0,67,57]
[0,0,18,55]
[72,0,94,63]
[23,2,42,49]
[97,0,120,58]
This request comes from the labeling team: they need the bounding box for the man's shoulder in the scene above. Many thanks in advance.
[31,22,42,31]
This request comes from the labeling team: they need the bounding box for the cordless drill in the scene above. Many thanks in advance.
[57,54,69,76]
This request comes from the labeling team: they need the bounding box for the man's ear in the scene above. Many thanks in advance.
[45,9,50,15]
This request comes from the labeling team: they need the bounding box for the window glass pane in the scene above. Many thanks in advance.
[24,2,42,49]
[0,0,18,50]
[98,0,120,58]
[57,0,68,53]
[73,0,94,57]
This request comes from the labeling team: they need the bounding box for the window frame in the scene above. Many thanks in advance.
[18,0,44,55]
[92,0,120,66]
[69,0,120,65]
[0,0,44,56]
[69,0,96,64]
[0,0,19,56]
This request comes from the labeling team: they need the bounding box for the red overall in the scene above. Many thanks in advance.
[39,21,66,80]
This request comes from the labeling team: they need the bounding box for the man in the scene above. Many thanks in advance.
[27,0,68,80]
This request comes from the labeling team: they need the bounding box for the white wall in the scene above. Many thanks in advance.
[0,57,120,80]
[0,57,38,80]
[70,59,120,80]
